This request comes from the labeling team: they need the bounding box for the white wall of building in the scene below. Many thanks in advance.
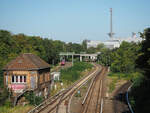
[86,36,142,49]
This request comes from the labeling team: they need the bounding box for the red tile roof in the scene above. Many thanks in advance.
[3,53,50,71]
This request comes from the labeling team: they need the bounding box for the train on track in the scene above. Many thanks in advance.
[60,59,65,66]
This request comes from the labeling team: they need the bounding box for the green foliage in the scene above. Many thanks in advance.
[86,43,106,54]
[108,71,144,94]
[98,41,140,73]
[60,62,93,82]
[0,88,9,106]
[136,28,150,79]
[0,29,87,68]
[130,79,150,113]
[110,42,140,73]
[4,99,12,107]
[98,48,112,66]
[129,28,150,113]
[109,79,116,93]
[86,47,97,53]
[24,91,43,106]
[82,40,87,51]
[0,105,33,113]
[108,71,143,82]
[0,70,3,88]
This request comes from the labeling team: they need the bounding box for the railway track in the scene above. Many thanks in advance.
[28,63,102,113]
[81,67,108,113]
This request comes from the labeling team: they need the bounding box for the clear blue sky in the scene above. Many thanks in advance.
[0,0,150,42]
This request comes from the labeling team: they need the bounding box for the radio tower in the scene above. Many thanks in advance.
[108,8,115,38]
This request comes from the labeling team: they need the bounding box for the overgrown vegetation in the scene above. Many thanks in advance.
[24,92,43,106]
[0,88,10,106]
[0,105,34,113]
[108,72,143,92]
[108,78,117,93]
[108,72,143,82]
[60,62,93,82]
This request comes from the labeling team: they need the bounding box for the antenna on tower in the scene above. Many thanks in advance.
[108,8,115,38]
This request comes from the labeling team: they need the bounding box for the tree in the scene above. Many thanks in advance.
[98,48,112,66]
[111,41,140,73]
[82,40,87,51]
[136,28,150,79]
[96,43,105,52]
[98,41,140,73]
[86,47,97,53]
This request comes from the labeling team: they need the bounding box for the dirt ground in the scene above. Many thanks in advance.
[103,76,131,113]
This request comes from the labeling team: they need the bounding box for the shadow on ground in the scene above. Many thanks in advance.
[113,82,131,113]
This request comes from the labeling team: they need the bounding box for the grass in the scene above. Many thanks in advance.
[108,77,117,93]
[0,105,34,113]
[107,72,134,93]
[60,62,93,83]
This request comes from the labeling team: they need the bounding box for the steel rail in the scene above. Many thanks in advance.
[82,67,107,113]
[30,63,100,113]
[83,68,104,113]
[55,64,102,113]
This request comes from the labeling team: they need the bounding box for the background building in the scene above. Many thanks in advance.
[86,33,142,49]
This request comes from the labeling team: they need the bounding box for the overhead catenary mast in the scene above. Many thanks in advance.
[108,8,115,38]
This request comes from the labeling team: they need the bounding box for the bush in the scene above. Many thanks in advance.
[24,91,43,106]
[131,72,144,87]
[4,99,12,107]
[109,79,116,93]
[108,72,143,82]
[0,69,4,88]
[0,88,9,106]
[60,62,93,82]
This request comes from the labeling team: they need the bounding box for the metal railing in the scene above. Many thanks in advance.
[126,84,135,113]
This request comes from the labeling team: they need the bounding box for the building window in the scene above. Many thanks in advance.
[20,76,22,82]
[11,75,26,83]
[12,76,14,83]
[24,76,26,82]
[16,76,18,82]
